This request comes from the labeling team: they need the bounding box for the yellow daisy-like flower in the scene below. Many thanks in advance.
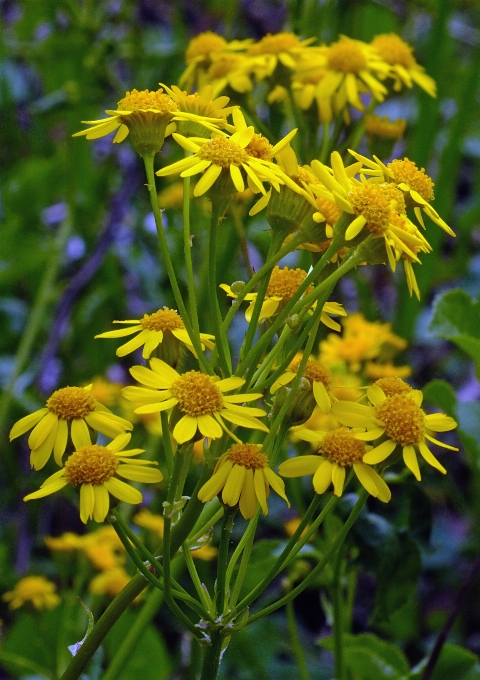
[122,359,268,444]
[133,508,164,539]
[247,32,315,79]
[293,36,390,123]
[191,542,218,561]
[221,265,347,329]
[198,442,289,519]
[46,527,127,571]
[156,123,288,198]
[279,426,391,502]
[9,385,133,470]
[95,307,215,361]
[23,433,163,524]
[371,33,436,97]
[349,151,455,237]
[159,83,236,137]
[206,52,257,97]
[271,356,334,414]
[89,567,135,599]
[73,88,223,155]
[2,576,60,611]
[365,114,406,140]
[331,378,458,481]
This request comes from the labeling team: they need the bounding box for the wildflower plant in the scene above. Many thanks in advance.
[6,19,471,680]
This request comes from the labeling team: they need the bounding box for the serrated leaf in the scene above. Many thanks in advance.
[319,632,409,679]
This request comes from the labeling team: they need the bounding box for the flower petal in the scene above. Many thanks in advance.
[129,365,172,389]
[263,467,289,506]
[80,484,95,523]
[278,455,322,477]
[418,440,447,474]
[93,485,110,523]
[71,418,92,450]
[254,469,268,514]
[104,477,143,505]
[198,461,233,502]
[53,418,69,466]
[216,376,246,392]
[117,464,164,483]
[173,415,198,444]
[222,464,245,506]
[312,460,334,494]
[28,412,58,450]
[135,398,178,414]
[24,477,68,501]
[30,420,59,471]
[363,439,396,464]
[220,410,269,432]
[239,468,257,519]
[193,164,222,197]
[331,464,346,497]
[10,409,49,440]
[313,381,331,414]
[197,414,223,439]
[403,445,421,481]
[95,325,142,339]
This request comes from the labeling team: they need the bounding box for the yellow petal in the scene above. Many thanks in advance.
[142,331,164,359]
[418,440,447,474]
[95,325,142,339]
[93,485,110,522]
[313,381,331,414]
[403,445,421,480]
[230,164,245,192]
[331,464,346,497]
[53,418,69,466]
[216,376,245,392]
[10,408,49,440]
[312,460,334,494]
[129,364,172,389]
[220,410,269,432]
[28,411,58,450]
[239,469,257,519]
[198,461,233,502]
[367,384,387,405]
[363,439,396,464]
[104,477,143,504]
[80,483,95,523]
[121,386,164,403]
[134,398,178,414]
[222,464,245,506]
[253,469,268,515]
[30,420,59,471]
[24,477,68,501]
[193,164,222,197]
[173,415,198,444]
[197,414,223,439]
[71,418,92,450]
[117,464,164,483]
[263,467,289,506]
[424,414,457,432]
[278,455,322,477]
[107,433,132,452]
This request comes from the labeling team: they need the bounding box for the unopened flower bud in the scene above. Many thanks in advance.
[230,281,246,295]
[286,314,302,333]
[272,377,316,427]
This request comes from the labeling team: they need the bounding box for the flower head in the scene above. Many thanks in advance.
[122,359,268,444]
[45,526,126,571]
[271,356,334,414]
[95,307,214,366]
[365,114,406,140]
[198,442,289,519]
[24,433,163,523]
[221,265,346,329]
[89,567,135,599]
[3,576,60,610]
[10,385,133,470]
[371,33,436,97]
[133,508,165,538]
[73,87,223,155]
[247,32,315,81]
[160,83,236,137]
[332,379,458,480]
[279,426,391,501]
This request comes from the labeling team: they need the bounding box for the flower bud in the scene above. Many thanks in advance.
[272,377,316,427]
[286,314,302,333]
[230,281,246,295]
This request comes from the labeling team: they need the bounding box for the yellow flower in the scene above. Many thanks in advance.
[331,378,458,481]
[284,517,314,541]
[156,124,288,198]
[279,426,391,502]
[221,265,346,329]
[206,52,257,97]
[158,182,185,210]
[371,33,436,97]
[24,433,163,523]
[81,527,127,570]
[198,442,289,519]
[191,542,218,561]
[3,576,60,610]
[44,532,84,552]
[247,32,316,79]
[133,508,164,538]
[9,385,133,470]
[89,567,137,599]
[365,361,412,380]
[160,83,236,137]
[349,151,455,237]
[365,114,406,140]
[73,88,222,155]
[95,307,215,361]
[271,356,334,414]
[122,359,268,444]
[87,377,123,408]
[293,36,390,123]
[319,313,407,372]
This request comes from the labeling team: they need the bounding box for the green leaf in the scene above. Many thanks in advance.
[0,610,60,679]
[429,290,480,377]
[104,609,172,680]
[319,632,409,679]
[410,644,480,680]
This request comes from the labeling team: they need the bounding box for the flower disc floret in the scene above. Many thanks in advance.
[227,443,268,469]
[321,427,365,465]
[371,34,415,68]
[65,445,118,486]
[315,197,342,226]
[290,358,332,388]
[197,136,249,167]
[47,387,96,419]
[267,266,311,299]
[141,308,185,331]
[388,158,434,202]
[348,184,391,236]
[248,32,300,55]
[170,372,224,417]
[375,376,412,397]
[117,89,177,114]
[374,394,425,446]
[245,134,274,160]
[327,40,367,73]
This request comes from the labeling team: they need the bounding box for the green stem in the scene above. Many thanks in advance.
[286,600,311,680]
[319,122,330,165]
[200,630,224,680]
[0,214,72,437]
[251,324,292,386]
[142,153,211,374]
[102,560,183,680]
[332,546,345,680]
[160,411,174,477]
[207,199,232,375]
[215,508,235,616]
[239,231,284,365]
[183,541,213,614]
[229,514,259,608]
[183,173,200,337]
[245,490,368,626]
[188,503,224,546]
[229,203,253,278]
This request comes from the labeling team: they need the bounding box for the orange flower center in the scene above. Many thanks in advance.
[267,266,312,300]
[365,114,406,140]
[186,31,228,64]
[140,308,185,332]
[290,358,332,387]
[375,376,412,397]
[327,40,367,73]
[316,196,343,225]
[197,137,249,168]
[227,443,268,469]
[321,427,365,466]
[245,134,273,160]
[348,183,403,236]
[47,387,96,419]
[117,89,177,114]
[388,158,435,202]
[374,394,425,446]
[65,445,118,485]
[248,32,300,56]
[170,371,224,416]
[371,34,416,69]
